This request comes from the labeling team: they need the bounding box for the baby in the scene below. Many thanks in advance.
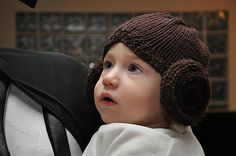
[83,12,211,156]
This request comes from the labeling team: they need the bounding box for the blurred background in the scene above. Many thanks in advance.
[0,0,235,112]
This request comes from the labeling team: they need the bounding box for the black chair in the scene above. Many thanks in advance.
[193,111,236,155]
[0,47,103,156]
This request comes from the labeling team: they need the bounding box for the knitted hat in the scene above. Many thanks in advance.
[86,12,211,126]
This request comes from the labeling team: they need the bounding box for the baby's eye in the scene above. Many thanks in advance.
[103,60,113,70]
[128,64,142,73]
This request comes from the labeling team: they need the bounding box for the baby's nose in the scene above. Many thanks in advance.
[102,70,119,88]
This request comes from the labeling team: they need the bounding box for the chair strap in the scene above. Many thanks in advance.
[0,72,11,156]
[43,109,71,156]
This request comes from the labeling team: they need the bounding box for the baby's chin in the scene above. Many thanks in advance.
[101,118,127,124]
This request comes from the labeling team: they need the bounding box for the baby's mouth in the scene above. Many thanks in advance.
[104,97,114,102]
[100,93,117,106]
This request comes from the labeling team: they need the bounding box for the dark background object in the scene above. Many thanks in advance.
[19,0,37,8]
[193,112,236,155]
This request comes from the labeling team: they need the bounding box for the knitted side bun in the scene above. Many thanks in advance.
[161,59,210,126]
[85,12,211,126]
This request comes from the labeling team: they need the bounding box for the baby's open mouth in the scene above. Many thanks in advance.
[104,97,114,102]
[100,94,117,106]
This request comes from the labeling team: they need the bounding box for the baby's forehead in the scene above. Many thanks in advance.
[104,42,140,59]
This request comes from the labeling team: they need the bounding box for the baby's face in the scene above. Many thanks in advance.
[94,43,166,128]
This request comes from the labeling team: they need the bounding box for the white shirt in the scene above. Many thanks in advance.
[82,123,204,156]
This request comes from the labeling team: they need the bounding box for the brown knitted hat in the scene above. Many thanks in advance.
[86,12,211,126]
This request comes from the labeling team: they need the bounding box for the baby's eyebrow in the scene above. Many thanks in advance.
[124,52,140,60]
[104,52,113,59]
[128,55,144,63]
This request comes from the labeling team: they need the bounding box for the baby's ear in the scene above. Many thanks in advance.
[84,57,103,105]
[160,59,211,126]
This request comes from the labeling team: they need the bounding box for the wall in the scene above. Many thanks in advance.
[0,0,236,110]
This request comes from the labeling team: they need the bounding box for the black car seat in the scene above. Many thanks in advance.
[0,47,103,156]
